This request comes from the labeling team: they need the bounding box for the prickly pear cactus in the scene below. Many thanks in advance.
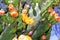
[0,0,59,40]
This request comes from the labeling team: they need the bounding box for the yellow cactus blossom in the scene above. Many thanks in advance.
[24,19,30,24]
[22,13,34,24]
[24,35,32,40]
[18,35,32,40]
[25,17,34,24]
[22,13,28,22]
[29,17,34,24]
[18,35,25,40]
[22,13,27,17]
[22,17,28,22]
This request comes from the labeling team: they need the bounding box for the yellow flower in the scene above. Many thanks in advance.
[28,17,34,24]
[25,17,34,24]
[22,13,27,17]
[25,19,30,24]
[22,13,28,22]
[18,35,25,40]
[22,13,34,24]
[24,35,32,40]
[18,35,32,40]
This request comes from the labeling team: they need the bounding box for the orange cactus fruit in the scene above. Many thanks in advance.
[10,10,18,17]
[22,9,27,14]
[48,7,54,12]
[41,35,46,40]
[54,13,60,21]
[8,4,14,11]
[0,9,5,16]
